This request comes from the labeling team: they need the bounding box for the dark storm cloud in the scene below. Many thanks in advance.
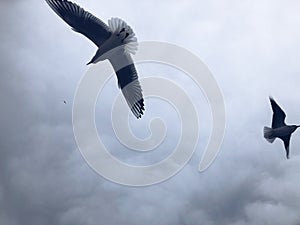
[1,0,300,225]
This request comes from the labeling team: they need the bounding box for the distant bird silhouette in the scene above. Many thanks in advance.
[264,97,299,159]
[63,100,67,104]
[46,0,144,118]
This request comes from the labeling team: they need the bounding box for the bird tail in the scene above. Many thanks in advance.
[108,17,138,55]
[263,126,276,143]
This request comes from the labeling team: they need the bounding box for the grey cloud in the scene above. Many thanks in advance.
[1,0,300,225]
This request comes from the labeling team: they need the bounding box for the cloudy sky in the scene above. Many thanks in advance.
[1,0,300,224]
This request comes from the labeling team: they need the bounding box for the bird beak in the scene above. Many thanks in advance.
[86,60,92,65]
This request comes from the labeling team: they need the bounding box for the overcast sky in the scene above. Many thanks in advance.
[1,0,300,224]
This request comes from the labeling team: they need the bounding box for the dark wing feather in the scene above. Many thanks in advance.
[282,135,291,159]
[109,53,144,119]
[269,97,286,128]
[45,0,112,46]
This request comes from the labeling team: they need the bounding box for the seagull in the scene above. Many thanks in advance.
[264,97,299,159]
[45,0,144,118]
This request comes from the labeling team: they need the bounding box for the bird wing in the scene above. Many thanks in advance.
[282,135,291,159]
[45,0,112,46]
[109,53,144,119]
[269,97,286,128]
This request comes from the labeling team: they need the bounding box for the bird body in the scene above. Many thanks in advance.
[269,125,298,138]
[46,0,143,118]
[87,18,138,64]
[264,97,299,159]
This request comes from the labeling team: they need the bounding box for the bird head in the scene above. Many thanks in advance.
[86,43,119,65]
[292,125,300,131]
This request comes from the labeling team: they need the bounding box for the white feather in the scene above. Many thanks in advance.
[263,126,276,143]
[108,17,138,55]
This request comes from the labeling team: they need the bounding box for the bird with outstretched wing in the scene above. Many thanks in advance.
[46,0,144,118]
[264,97,299,159]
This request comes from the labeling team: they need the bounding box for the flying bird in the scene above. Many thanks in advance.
[63,100,67,104]
[264,97,299,159]
[45,0,144,118]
